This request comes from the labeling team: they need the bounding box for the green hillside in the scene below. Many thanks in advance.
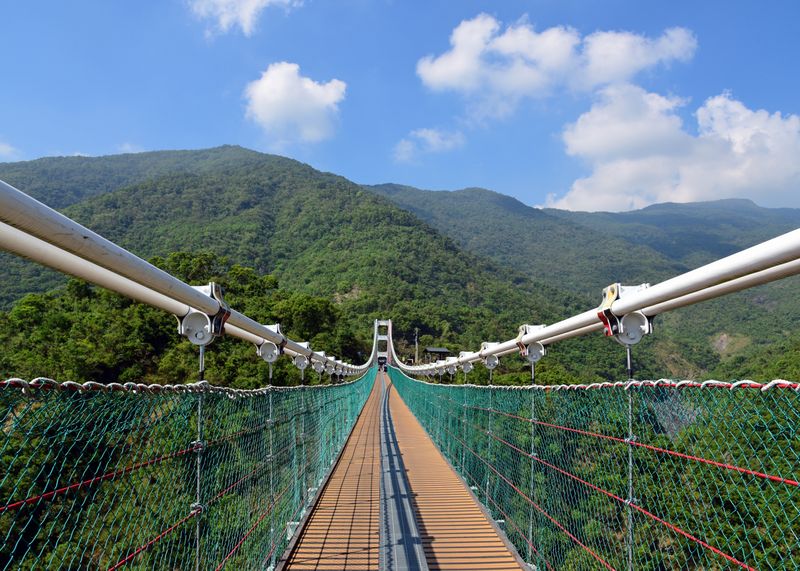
[545,198,800,267]
[0,146,798,384]
[370,184,684,294]
[0,145,270,208]
[2,147,622,384]
[368,183,800,378]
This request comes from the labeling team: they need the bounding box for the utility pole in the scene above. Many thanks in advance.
[414,327,419,365]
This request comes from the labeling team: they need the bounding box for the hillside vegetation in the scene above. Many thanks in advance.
[0,146,798,384]
[370,183,800,380]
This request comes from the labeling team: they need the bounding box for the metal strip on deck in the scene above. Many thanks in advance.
[380,377,429,571]
[282,378,382,570]
[387,378,525,571]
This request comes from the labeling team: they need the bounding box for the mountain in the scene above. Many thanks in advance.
[0,145,272,208]
[370,184,684,295]
[545,198,800,267]
[368,183,800,378]
[0,147,585,374]
[1,146,798,382]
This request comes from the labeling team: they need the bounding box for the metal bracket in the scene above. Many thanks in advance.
[516,324,546,356]
[178,282,231,346]
[597,283,650,337]
[480,342,500,370]
[615,312,654,346]
[598,283,621,336]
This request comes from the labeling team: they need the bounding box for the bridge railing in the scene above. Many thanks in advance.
[389,367,799,571]
[0,369,375,570]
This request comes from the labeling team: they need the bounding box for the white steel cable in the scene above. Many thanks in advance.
[392,228,800,375]
[0,180,371,374]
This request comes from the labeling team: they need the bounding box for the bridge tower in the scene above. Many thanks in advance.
[374,319,392,365]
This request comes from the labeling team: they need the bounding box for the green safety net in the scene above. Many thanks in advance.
[388,367,799,571]
[0,368,375,570]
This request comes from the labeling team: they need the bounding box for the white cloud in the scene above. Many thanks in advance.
[394,128,465,163]
[118,142,145,154]
[546,85,800,211]
[579,27,696,89]
[244,62,346,147]
[0,139,18,160]
[416,14,696,118]
[189,0,300,36]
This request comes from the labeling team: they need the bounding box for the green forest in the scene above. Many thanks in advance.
[0,145,798,387]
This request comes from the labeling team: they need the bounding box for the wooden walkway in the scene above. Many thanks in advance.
[282,376,383,570]
[281,372,523,571]
[386,381,524,571]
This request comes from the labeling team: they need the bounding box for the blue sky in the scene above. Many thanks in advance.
[1,1,799,211]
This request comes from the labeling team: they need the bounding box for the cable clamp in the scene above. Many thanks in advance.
[597,283,621,336]
[516,325,547,360]
[597,283,652,343]
[190,502,206,514]
[624,435,637,444]
[624,497,639,506]
[178,282,231,346]
[191,440,206,453]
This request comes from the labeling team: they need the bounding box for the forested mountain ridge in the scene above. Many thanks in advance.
[368,182,800,380]
[0,145,269,208]
[370,183,800,293]
[0,146,798,384]
[370,183,684,294]
[0,147,606,385]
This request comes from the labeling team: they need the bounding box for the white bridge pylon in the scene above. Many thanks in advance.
[374,319,392,365]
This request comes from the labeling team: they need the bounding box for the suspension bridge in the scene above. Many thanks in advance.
[0,178,798,570]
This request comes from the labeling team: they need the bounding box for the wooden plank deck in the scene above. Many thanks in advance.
[282,377,383,570]
[282,371,524,570]
[386,377,524,571]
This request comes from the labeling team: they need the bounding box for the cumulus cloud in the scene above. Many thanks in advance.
[190,0,300,36]
[0,139,17,160]
[546,85,800,211]
[394,128,465,163]
[417,14,696,117]
[244,62,346,147]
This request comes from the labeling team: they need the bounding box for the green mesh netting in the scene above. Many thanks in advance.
[388,367,799,571]
[0,369,375,570]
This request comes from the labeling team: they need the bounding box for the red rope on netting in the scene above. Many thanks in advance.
[206,440,295,507]
[106,507,201,571]
[459,462,555,571]
[215,423,354,570]
[206,438,295,507]
[214,479,297,571]
[466,405,799,487]
[205,418,274,448]
[485,430,756,571]
[0,443,202,513]
[444,425,617,571]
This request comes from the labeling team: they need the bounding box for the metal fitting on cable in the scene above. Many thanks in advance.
[597,283,654,345]
[178,283,230,346]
